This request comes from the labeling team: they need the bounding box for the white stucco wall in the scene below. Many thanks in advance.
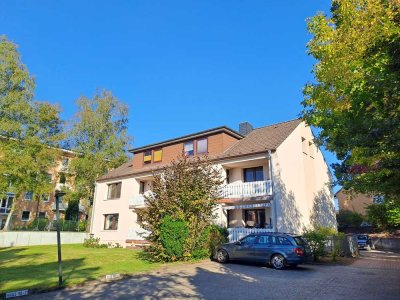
[91,178,142,246]
[272,122,336,233]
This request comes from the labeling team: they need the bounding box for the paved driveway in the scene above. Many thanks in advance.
[29,250,400,300]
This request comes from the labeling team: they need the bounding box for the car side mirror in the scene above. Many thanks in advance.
[235,241,242,245]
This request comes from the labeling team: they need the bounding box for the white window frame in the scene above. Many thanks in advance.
[24,192,33,201]
[107,182,122,200]
[21,211,31,221]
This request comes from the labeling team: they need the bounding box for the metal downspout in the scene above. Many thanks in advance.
[268,150,278,231]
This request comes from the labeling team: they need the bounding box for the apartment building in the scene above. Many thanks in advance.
[0,149,86,230]
[91,119,337,246]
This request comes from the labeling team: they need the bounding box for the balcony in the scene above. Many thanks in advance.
[52,202,68,211]
[220,180,272,199]
[129,194,146,208]
[55,183,72,191]
[51,202,85,212]
[0,207,11,214]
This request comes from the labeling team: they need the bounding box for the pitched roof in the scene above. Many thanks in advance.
[129,126,243,153]
[97,118,303,181]
[220,119,302,158]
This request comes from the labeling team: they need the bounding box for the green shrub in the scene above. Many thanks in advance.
[336,210,364,227]
[303,226,338,261]
[159,216,189,261]
[205,225,228,258]
[83,237,101,248]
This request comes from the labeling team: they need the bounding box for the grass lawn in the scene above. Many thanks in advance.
[0,244,161,293]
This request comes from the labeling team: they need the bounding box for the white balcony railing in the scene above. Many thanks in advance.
[220,180,272,198]
[55,183,72,191]
[228,228,274,242]
[129,194,146,208]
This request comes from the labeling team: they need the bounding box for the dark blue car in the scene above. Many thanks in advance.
[215,232,312,269]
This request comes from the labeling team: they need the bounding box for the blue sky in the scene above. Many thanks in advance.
[0,1,338,183]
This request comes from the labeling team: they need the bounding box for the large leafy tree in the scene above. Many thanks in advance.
[0,36,63,229]
[67,90,131,204]
[140,155,224,262]
[302,0,400,199]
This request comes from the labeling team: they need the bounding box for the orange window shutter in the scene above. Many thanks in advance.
[153,150,162,162]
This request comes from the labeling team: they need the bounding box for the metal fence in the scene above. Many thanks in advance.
[12,218,88,232]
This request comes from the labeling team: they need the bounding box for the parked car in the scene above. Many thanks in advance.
[357,234,372,250]
[214,232,312,270]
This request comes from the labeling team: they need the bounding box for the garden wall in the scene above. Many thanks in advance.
[371,238,400,252]
[0,231,88,247]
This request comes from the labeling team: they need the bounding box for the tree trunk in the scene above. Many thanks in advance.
[3,201,16,231]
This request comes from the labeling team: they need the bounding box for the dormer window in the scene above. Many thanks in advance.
[143,150,152,164]
[153,149,162,162]
[184,141,194,156]
[197,138,208,154]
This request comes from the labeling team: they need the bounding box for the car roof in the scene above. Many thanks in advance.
[251,232,300,237]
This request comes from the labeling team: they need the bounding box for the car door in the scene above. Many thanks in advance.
[252,235,273,262]
[231,235,257,261]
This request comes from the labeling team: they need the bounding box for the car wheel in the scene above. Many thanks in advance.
[216,249,229,263]
[271,254,286,270]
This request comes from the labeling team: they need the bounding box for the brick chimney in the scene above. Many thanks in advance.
[239,122,253,136]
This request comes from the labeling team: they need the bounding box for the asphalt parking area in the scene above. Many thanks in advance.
[29,250,400,300]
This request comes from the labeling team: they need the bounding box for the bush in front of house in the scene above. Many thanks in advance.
[303,226,344,261]
[140,155,224,262]
[336,210,364,228]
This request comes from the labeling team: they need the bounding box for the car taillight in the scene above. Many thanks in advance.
[294,247,304,256]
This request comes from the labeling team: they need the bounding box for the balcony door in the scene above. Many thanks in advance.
[243,167,263,182]
[245,209,266,228]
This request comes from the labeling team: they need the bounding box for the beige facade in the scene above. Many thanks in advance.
[336,189,374,216]
[91,120,337,246]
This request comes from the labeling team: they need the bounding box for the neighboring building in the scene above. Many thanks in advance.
[91,119,337,246]
[335,188,381,216]
[0,149,87,230]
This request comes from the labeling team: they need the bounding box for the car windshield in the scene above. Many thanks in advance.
[293,236,307,246]
[358,235,368,240]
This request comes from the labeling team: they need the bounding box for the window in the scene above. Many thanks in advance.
[239,235,256,245]
[21,211,30,221]
[107,182,122,199]
[245,209,266,228]
[308,142,315,158]
[46,173,52,183]
[38,212,46,219]
[184,141,194,156]
[143,150,152,164]
[61,157,69,171]
[153,149,162,162]
[273,236,293,246]
[226,169,230,184]
[373,195,385,204]
[59,173,66,184]
[197,138,208,154]
[104,214,119,230]
[24,192,33,201]
[302,137,308,155]
[139,181,145,194]
[41,194,50,202]
[243,167,264,182]
[255,235,272,245]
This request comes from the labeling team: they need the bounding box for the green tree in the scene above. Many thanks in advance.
[140,155,224,262]
[67,90,131,206]
[336,210,364,228]
[367,199,400,230]
[0,36,63,229]
[301,0,400,199]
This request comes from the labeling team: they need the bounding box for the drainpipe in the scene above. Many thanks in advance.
[268,150,277,231]
[89,182,98,235]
